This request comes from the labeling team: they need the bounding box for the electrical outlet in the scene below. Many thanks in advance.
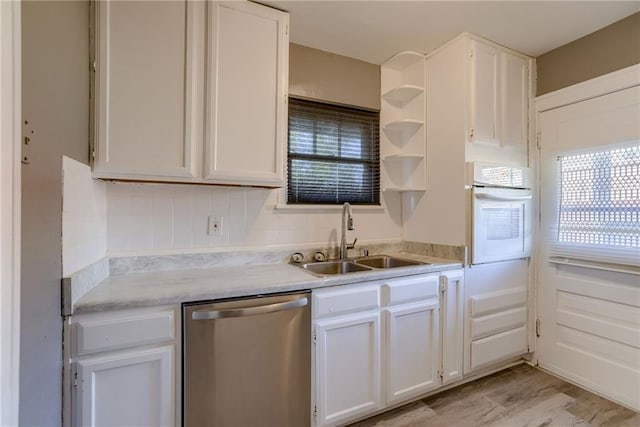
[207,216,223,236]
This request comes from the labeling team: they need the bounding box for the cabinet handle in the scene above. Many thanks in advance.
[192,297,308,320]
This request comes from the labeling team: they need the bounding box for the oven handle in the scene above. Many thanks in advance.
[192,297,308,320]
[474,192,532,202]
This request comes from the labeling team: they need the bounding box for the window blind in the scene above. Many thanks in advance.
[550,144,640,266]
[287,98,380,205]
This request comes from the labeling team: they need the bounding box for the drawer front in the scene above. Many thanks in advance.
[471,307,527,339]
[383,274,439,306]
[470,326,527,370]
[313,284,380,318]
[470,287,526,317]
[74,308,176,356]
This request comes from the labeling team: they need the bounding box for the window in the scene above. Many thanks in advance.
[552,144,640,266]
[287,98,380,205]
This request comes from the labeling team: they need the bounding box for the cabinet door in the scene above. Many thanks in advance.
[315,311,382,427]
[385,300,439,405]
[75,345,175,427]
[469,40,500,146]
[93,0,202,180]
[501,53,529,149]
[440,269,464,385]
[205,1,288,186]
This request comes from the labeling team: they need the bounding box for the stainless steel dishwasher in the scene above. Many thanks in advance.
[183,292,311,427]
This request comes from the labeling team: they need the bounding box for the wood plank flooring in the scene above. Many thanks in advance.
[348,364,639,427]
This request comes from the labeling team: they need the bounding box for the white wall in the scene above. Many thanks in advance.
[106,182,402,254]
[21,2,89,425]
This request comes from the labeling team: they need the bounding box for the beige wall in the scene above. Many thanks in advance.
[21,1,89,425]
[537,12,640,96]
[289,43,380,110]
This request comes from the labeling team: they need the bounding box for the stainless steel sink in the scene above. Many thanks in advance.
[354,255,427,269]
[299,260,373,275]
[295,255,429,276]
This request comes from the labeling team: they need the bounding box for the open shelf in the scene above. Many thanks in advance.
[383,187,427,193]
[383,119,423,134]
[382,85,424,106]
[383,51,425,71]
[381,50,426,194]
[383,154,424,162]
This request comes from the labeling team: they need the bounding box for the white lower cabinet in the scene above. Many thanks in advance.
[67,306,180,427]
[314,311,382,427]
[464,261,528,374]
[76,345,175,427]
[384,300,439,404]
[440,269,464,384]
[313,284,382,427]
[313,272,457,427]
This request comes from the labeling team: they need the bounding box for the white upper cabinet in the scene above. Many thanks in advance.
[468,38,530,151]
[501,52,529,149]
[92,1,288,187]
[470,40,500,146]
[93,0,202,180]
[205,1,288,186]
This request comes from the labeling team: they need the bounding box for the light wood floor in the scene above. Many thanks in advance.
[349,364,639,427]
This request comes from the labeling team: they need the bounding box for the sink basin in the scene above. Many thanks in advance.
[354,255,427,269]
[299,261,373,275]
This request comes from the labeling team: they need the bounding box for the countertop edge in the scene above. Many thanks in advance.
[72,254,463,315]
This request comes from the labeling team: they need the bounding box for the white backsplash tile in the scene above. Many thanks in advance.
[105,182,403,254]
[62,156,107,276]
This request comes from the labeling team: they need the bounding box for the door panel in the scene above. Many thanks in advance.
[315,312,381,427]
[76,346,174,427]
[538,86,640,411]
[470,40,499,146]
[205,1,287,186]
[385,300,439,405]
[94,0,200,179]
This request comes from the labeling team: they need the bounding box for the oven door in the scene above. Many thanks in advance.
[472,187,532,264]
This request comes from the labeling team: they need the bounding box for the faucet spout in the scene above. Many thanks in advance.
[340,202,356,259]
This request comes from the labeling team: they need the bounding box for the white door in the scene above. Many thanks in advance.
[93,0,202,180]
[469,40,500,146]
[314,311,381,427]
[501,52,529,149]
[205,1,288,186]
[385,299,439,405]
[440,270,464,384]
[537,85,640,411]
[75,345,175,427]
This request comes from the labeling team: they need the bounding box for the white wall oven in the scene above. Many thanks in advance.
[469,162,532,264]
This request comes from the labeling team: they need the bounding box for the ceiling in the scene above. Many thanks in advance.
[264,1,640,64]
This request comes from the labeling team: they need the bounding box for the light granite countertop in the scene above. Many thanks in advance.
[72,253,462,314]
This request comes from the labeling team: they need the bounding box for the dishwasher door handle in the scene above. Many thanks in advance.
[192,297,308,320]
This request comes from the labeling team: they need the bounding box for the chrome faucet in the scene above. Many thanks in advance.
[340,202,357,259]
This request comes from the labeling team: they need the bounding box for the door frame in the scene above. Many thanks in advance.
[0,0,22,425]
[532,63,640,367]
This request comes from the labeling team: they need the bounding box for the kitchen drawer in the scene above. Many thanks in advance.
[470,306,527,339]
[470,287,526,317]
[73,307,176,356]
[313,284,380,318]
[470,326,527,370]
[382,273,439,306]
